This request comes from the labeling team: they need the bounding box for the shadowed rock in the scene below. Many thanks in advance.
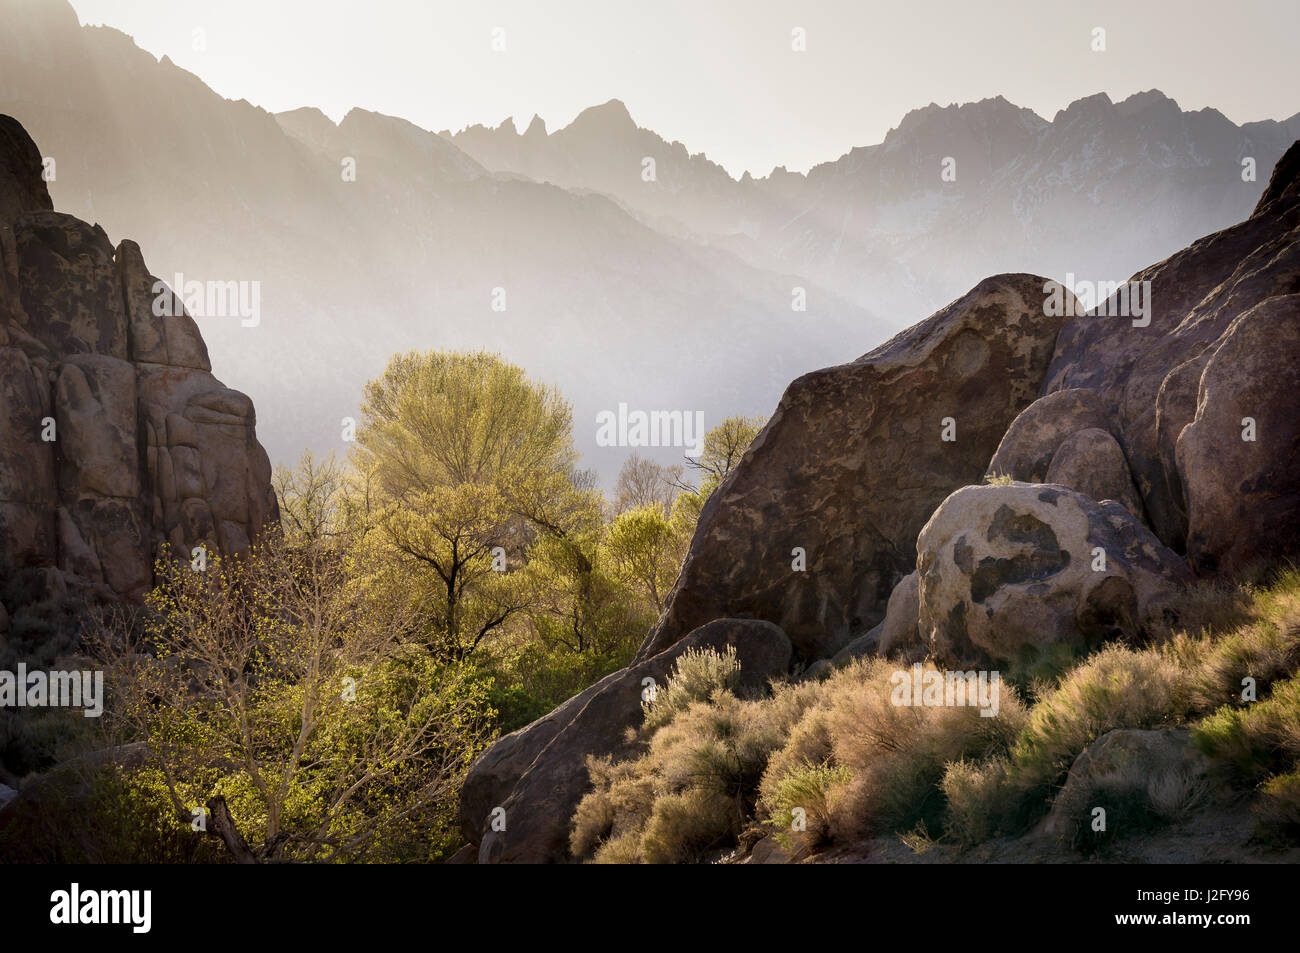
[0,114,276,605]
[1178,295,1300,574]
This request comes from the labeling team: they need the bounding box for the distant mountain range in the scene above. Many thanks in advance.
[448,92,1300,319]
[2,0,1295,482]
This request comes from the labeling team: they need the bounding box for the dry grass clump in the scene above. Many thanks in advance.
[817,660,1026,841]
[1172,567,1300,713]
[571,648,822,863]
[1193,673,1300,782]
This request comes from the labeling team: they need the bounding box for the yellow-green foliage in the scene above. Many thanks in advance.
[92,541,495,863]
[1193,673,1300,781]
[761,761,853,844]
[0,765,227,864]
[641,645,742,735]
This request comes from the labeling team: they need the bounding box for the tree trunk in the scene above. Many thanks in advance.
[206,795,259,864]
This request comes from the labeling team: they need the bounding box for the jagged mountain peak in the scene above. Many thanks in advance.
[523,113,547,138]
[565,97,637,135]
[1052,91,1116,123]
[1115,88,1179,117]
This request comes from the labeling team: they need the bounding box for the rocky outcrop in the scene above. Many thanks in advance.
[917,483,1190,669]
[867,570,921,660]
[463,618,792,864]
[0,115,276,609]
[640,273,1067,663]
[1177,295,1300,574]
[1042,140,1300,559]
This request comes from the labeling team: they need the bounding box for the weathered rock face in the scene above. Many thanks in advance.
[639,273,1067,663]
[0,115,276,607]
[916,483,1190,669]
[1042,139,1300,562]
[464,618,792,864]
[1177,295,1300,574]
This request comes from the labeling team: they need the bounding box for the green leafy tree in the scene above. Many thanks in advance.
[601,504,689,615]
[354,350,588,660]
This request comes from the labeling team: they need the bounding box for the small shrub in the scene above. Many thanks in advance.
[942,756,1014,847]
[760,761,852,845]
[641,645,741,735]
[637,788,736,864]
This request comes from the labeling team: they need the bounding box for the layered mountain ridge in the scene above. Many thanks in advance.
[3,0,1294,485]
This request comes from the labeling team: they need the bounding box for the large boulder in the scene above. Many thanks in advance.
[467,618,792,864]
[0,115,276,605]
[1044,428,1144,519]
[917,483,1190,669]
[638,273,1067,663]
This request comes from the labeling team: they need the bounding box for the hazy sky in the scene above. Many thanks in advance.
[68,0,1300,176]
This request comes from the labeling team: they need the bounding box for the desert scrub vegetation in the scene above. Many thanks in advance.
[571,647,823,863]
[943,566,1300,849]
[571,566,1300,861]
[571,655,1027,861]
[640,644,742,734]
